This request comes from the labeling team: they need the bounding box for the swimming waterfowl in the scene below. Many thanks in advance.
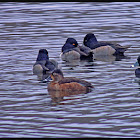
[131,55,140,78]
[60,38,93,62]
[83,33,130,56]
[33,49,58,80]
[48,69,93,92]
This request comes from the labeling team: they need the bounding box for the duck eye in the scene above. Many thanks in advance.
[53,73,57,76]
[73,43,75,46]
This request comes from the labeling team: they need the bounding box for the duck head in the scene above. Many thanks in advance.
[83,33,98,47]
[66,38,79,47]
[62,38,79,53]
[51,69,64,82]
[36,49,49,61]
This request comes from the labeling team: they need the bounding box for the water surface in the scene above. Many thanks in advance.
[0,2,140,138]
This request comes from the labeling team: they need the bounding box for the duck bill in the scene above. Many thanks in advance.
[51,74,54,81]
[131,61,139,68]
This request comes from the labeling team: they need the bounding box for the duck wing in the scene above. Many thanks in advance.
[100,41,130,49]
[73,47,90,56]
[59,77,93,88]
[79,45,92,54]
[45,59,58,71]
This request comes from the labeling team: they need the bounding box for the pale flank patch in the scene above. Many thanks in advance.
[92,45,116,55]
[61,50,80,61]
[33,64,43,74]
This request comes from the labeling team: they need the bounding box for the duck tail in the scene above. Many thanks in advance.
[86,85,94,93]
[123,45,131,49]
[114,47,129,55]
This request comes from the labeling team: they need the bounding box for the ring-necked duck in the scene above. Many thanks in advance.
[83,33,130,56]
[33,49,58,80]
[60,38,93,62]
[48,69,93,92]
[131,56,140,78]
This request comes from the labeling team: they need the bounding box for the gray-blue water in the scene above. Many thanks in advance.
[0,2,140,138]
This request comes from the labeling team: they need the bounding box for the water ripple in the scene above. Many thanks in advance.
[0,2,140,138]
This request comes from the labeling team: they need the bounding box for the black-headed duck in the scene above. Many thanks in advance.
[33,49,58,80]
[48,69,93,92]
[60,38,93,62]
[131,55,140,78]
[83,33,130,56]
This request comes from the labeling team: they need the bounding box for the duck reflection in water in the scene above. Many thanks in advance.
[33,49,59,82]
[94,54,129,62]
[48,90,88,104]
[47,69,94,103]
